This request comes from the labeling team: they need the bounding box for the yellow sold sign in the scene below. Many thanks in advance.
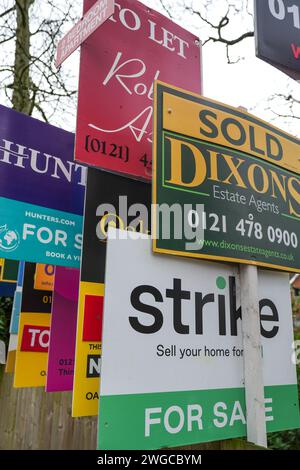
[162,89,300,174]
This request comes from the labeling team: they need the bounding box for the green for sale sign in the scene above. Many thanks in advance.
[153,81,300,272]
[98,229,299,450]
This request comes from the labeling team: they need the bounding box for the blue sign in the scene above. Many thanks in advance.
[0,198,82,267]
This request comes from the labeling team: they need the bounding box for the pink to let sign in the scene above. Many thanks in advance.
[55,0,115,67]
[74,0,202,181]
[46,267,79,392]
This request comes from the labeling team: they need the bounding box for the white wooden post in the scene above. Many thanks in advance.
[240,264,267,447]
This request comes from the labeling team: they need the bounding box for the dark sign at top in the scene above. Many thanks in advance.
[255,0,300,80]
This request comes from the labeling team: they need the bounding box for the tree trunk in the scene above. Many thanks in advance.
[12,0,35,114]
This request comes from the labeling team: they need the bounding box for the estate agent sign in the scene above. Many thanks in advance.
[255,0,300,81]
[98,229,300,449]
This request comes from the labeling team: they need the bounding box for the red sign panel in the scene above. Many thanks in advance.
[21,325,50,352]
[75,0,202,180]
[82,294,103,342]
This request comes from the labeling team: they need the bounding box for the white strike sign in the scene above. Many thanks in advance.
[98,228,300,450]
[55,0,115,67]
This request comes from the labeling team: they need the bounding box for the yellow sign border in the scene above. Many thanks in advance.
[152,80,300,273]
